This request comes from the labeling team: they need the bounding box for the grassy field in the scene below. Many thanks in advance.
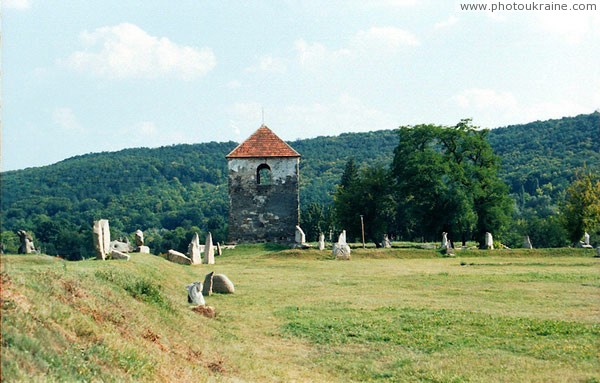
[1,245,599,382]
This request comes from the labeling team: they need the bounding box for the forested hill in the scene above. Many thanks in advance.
[488,112,599,199]
[0,129,399,256]
[1,112,598,258]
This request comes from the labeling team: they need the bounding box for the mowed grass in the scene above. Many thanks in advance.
[1,245,599,382]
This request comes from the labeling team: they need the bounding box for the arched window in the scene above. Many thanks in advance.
[257,164,272,185]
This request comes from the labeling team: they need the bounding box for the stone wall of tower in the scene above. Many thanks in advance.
[227,156,299,243]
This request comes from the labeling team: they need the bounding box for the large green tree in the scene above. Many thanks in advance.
[391,120,512,246]
[334,161,396,243]
[300,202,334,242]
[561,169,600,245]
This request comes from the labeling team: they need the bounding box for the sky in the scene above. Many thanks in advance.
[2,0,599,171]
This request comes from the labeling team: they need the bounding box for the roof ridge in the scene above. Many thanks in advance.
[226,125,301,158]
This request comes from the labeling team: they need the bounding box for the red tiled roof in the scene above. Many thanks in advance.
[226,125,301,158]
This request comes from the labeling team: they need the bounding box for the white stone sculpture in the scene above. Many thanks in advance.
[93,219,111,260]
[318,233,325,251]
[188,233,202,264]
[187,282,206,305]
[203,232,215,264]
[485,232,494,250]
[333,230,351,260]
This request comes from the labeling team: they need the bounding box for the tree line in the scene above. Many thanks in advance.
[1,113,598,258]
[306,120,599,249]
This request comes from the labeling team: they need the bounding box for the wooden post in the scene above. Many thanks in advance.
[360,215,365,249]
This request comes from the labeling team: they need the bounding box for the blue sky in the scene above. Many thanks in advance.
[2,0,599,171]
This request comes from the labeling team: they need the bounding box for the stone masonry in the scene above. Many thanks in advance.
[227,125,300,243]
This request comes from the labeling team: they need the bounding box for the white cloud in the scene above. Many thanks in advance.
[121,121,187,148]
[352,27,420,51]
[225,80,242,89]
[295,26,418,69]
[295,39,350,69]
[454,88,518,111]
[534,11,600,44]
[229,120,242,137]
[230,102,263,131]
[229,95,397,140]
[134,121,159,136]
[460,2,600,43]
[364,0,418,7]
[64,23,216,80]
[452,87,597,127]
[519,100,594,123]
[281,94,398,136]
[52,107,83,132]
[434,15,459,30]
[245,55,287,73]
[2,0,31,10]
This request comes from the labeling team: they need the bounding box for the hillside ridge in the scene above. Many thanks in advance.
[1,112,598,258]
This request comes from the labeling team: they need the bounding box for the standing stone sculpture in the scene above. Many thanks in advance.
[134,229,150,253]
[441,232,449,249]
[577,232,593,248]
[440,232,454,255]
[292,225,310,249]
[295,225,306,245]
[135,229,144,247]
[584,232,591,246]
[383,234,392,248]
[17,230,36,254]
[485,232,494,250]
[318,233,325,251]
[187,282,206,305]
[333,230,351,260]
[523,236,533,249]
[93,219,111,260]
[216,242,222,256]
[188,233,202,264]
[203,232,215,264]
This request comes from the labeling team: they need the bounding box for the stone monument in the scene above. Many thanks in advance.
[110,250,130,261]
[333,230,351,260]
[485,232,494,250]
[110,240,131,253]
[188,233,202,264]
[441,232,449,249]
[295,225,306,245]
[167,249,192,265]
[93,219,111,260]
[202,271,235,295]
[579,232,593,248]
[135,229,150,253]
[187,282,205,305]
[17,230,36,254]
[383,234,392,248]
[203,232,215,264]
[318,233,325,251]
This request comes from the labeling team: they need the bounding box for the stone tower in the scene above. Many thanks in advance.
[226,125,301,243]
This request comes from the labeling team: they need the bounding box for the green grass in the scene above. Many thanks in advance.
[278,304,598,381]
[2,245,599,382]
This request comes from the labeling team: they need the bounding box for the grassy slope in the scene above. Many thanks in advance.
[2,246,599,382]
